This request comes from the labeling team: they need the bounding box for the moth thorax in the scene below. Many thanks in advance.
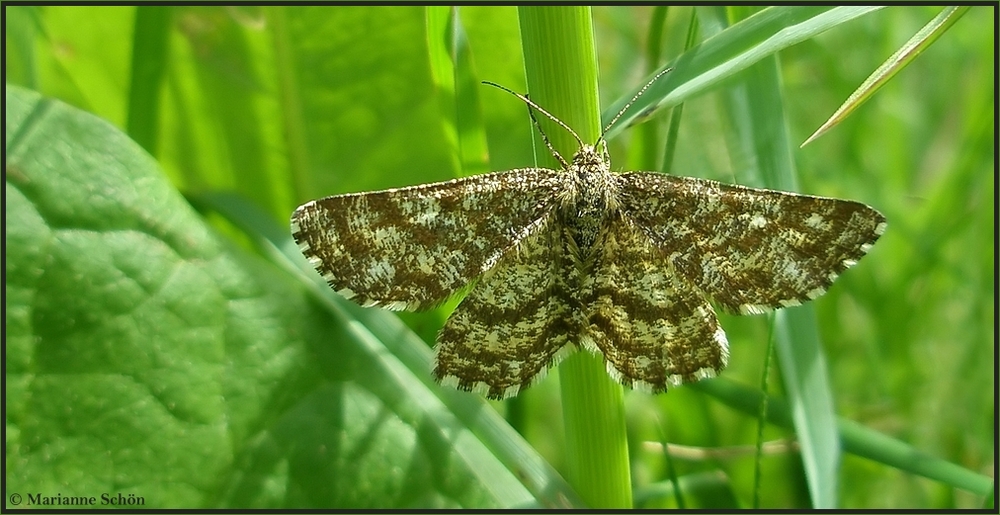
[571,156,619,214]
[562,152,619,252]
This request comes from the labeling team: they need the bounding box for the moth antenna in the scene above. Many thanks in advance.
[523,97,569,169]
[597,66,674,149]
[482,81,582,167]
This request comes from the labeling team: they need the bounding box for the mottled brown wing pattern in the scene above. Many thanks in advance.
[618,172,887,316]
[291,168,562,311]
[292,138,886,399]
[434,218,584,399]
[584,214,729,393]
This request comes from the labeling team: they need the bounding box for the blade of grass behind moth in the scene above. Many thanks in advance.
[126,6,171,156]
[601,6,883,140]
[655,419,686,509]
[660,8,700,176]
[633,471,738,508]
[624,5,667,172]
[269,6,312,203]
[752,314,778,509]
[706,4,841,507]
[425,6,490,177]
[801,6,970,147]
[693,378,995,498]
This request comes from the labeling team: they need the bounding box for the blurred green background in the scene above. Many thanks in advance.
[5,6,993,509]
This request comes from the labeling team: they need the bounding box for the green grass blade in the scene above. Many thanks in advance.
[772,309,840,507]
[425,6,490,177]
[126,6,172,155]
[837,417,995,499]
[693,378,994,498]
[659,9,700,175]
[802,6,970,146]
[269,6,312,205]
[634,471,738,508]
[4,6,42,88]
[752,316,777,509]
[626,5,668,171]
[602,6,883,139]
[517,6,632,508]
[654,422,687,509]
[704,5,842,507]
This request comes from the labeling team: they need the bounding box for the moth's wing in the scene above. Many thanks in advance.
[291,168,561,311]
[585,215,729,392]
[434,218,583,399]
[618,172,886,315]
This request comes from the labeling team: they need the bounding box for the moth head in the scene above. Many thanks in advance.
[572,144,607,170]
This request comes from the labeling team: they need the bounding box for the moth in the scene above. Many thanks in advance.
[291,70,886,399]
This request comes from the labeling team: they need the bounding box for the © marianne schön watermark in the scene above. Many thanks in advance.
[9,492,145,507]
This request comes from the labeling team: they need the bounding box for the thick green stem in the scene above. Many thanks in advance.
[517,7,633,508]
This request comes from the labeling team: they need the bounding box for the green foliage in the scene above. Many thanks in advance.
[5,5,993,509]
[5,85,552,509]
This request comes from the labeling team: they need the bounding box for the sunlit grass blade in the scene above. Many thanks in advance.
[772,308,840,508]
[269,6,312,203]
[705,6,841,506]
[801,6,970,147]
[602,6,883,140]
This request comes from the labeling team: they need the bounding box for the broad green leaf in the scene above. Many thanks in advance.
[4,85,565,509]
[7,85,290,507]
[198,190,586,509]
